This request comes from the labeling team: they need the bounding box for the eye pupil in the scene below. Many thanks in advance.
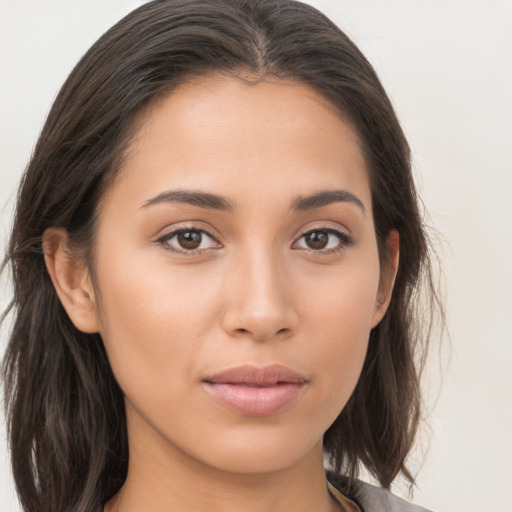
[305,231,329,249]
[178,231,202,249]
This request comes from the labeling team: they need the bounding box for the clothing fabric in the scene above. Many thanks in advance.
[327,472,434,512]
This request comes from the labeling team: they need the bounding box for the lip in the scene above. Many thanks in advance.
[202,365,307,417]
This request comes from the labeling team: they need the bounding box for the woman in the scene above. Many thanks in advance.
[2,1,440,511]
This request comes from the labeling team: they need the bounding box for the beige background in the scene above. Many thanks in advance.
[1,1,511,511]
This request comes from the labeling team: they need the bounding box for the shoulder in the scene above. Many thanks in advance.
[327,472,435,512]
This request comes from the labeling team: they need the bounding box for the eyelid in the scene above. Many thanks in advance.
[292,224,354,253]
[152,221,354,256]
[154,224,222,254]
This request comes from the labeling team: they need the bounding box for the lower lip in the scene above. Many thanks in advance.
[203,382,305,416]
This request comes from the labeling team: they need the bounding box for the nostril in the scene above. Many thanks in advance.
[232,327,291,340]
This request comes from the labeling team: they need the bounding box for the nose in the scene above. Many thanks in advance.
[220,247,298,342]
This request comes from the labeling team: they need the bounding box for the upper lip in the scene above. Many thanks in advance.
[203,365,307,386]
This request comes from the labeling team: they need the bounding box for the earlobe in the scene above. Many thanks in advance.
[371,230,400,328]
[43,227,100,333]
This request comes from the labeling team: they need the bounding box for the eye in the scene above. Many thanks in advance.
[293,228,353,253]
[156,228,220,253]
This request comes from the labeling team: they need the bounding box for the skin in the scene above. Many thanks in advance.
[44,75,398,512]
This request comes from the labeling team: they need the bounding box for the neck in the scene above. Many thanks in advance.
[105,432,338,512]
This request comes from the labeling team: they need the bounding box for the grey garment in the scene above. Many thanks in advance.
[352,479,433,512]
[328,473,434,512]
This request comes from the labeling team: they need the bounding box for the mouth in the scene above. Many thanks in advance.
[202,365,307,417]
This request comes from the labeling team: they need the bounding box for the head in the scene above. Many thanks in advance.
[2,1,436,511]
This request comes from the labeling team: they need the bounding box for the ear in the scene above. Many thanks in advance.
[43,227,100,333]
[371,229,400,328]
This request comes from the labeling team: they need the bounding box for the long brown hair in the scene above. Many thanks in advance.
[2,1,441,510]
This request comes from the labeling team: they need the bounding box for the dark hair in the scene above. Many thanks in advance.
[2,1,440,510]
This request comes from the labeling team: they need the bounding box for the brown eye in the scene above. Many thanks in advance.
[304,230,329,249]
[177,230,202,249]
[294,228,354,253]
[157,228,220,253]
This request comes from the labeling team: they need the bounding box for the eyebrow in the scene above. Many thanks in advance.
[291,189,366,214]
[142,190,235,211]
[141,188,365,214]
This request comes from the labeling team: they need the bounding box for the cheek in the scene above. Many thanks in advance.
[298,246,381,343]
[294,252,380,415]
[92,246,226,394]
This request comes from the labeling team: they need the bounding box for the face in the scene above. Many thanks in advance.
[87,76,394,475]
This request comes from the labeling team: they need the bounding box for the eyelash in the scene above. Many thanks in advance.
[155,226,354,255]
[293,227,354,254]
[155,227,220,255]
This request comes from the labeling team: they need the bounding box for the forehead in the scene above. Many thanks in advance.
[105,75,371,211]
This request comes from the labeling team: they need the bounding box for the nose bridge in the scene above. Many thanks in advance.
[222,241,296,340]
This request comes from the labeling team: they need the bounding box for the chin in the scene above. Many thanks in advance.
[180,424,324,476]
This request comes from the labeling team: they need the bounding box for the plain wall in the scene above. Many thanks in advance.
[1,1,511,511]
